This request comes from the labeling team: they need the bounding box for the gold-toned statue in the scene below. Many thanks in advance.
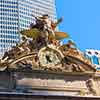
[30,14,66,43]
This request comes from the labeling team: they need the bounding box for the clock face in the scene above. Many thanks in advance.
[38,46,63,67]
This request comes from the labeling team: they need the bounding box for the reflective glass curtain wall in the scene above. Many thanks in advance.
[0,0,57,56]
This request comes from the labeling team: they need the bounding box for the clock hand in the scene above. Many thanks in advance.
[46,55,52,63]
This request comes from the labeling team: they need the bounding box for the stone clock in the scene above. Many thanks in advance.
[38,45,64,67]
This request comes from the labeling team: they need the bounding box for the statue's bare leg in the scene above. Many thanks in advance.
[44,31,49,45]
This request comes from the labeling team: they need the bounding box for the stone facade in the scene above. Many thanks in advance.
[0,69,100,97]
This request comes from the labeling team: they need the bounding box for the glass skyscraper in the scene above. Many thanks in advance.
[0,0,57,56]
[84,49,100,70]
[0,0,19,56]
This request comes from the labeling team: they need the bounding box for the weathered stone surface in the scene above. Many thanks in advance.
[0,71,15,90]
[0,92,100,100]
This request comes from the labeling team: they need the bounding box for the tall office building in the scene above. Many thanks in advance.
[0,0,19,56]
[0,0,57,56]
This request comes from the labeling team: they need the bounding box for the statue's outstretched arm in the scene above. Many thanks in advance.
[51,17,63,30]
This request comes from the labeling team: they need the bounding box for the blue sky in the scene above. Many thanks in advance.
[56,0,100,51]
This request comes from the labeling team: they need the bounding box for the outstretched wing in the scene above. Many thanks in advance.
[48,31,69,41]
[54,31,69,40]
[20,28,40,39]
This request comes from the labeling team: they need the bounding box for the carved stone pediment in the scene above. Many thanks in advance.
[58,46,96,72]
[0,44,96,74]
[62,55,96,72]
